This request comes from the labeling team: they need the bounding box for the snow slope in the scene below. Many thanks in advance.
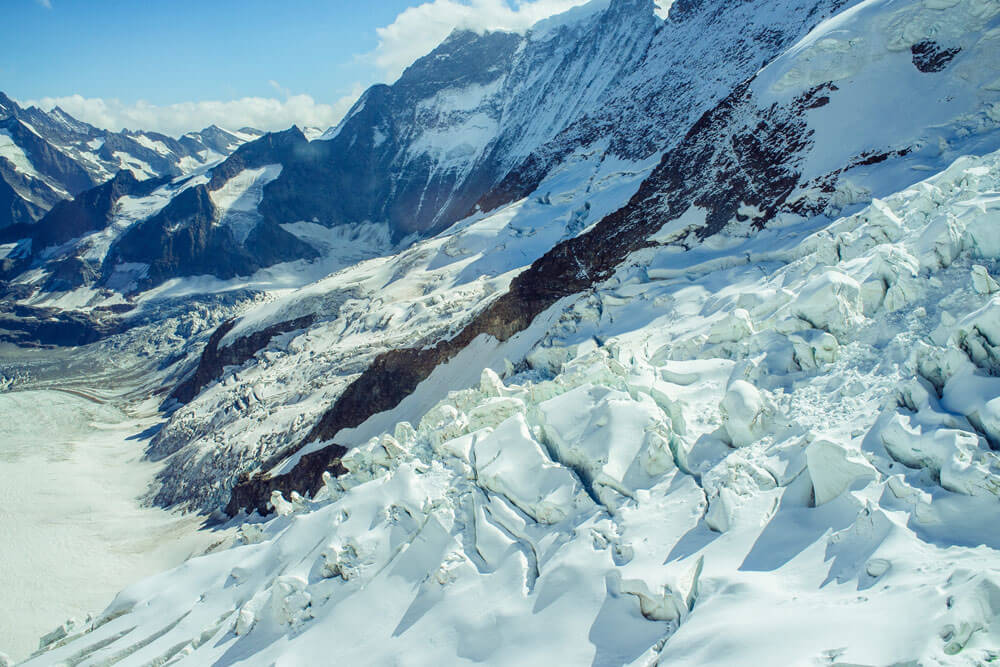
[22,136,1000,667]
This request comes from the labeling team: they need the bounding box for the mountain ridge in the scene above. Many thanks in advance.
[0,92,263,230]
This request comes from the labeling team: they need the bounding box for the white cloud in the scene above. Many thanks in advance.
[23,88,364,137]
[372,0,593,82]
[34,0,52,9]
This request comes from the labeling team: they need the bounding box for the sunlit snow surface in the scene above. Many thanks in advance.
[0,391,232,664]
[21,144,1000,667]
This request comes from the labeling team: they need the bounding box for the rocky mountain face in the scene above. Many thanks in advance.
[0,92,260,230]
[0,97,268,343]
[107,183,317,290]
[0,0,853,336]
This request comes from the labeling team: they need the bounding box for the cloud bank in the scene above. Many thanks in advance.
[24,88,363,138]
[372,0,593,82]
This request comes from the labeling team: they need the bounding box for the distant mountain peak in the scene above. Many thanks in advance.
[0,90,262,231]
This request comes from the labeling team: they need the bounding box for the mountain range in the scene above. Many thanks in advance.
[8,0,1000,663]
[0,92,261,227]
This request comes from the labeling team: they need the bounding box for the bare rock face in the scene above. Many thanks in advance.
[0,302,122,347]
[207,127,309,192]
[225,444,348,518]
[0,175,45,233]
[1,169,165,252]
[253,30,525,238]
[105,185,317,290]
[911,40,961,73]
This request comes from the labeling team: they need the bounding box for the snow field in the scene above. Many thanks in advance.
[209,164,282,244]
[0,391,233,664]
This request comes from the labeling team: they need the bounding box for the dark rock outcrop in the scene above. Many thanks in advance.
[168,314,315,405]
[225,444,348,517]
[0,174,44,230]
[0,117,96,196]
[207,127,309,191]
[911,40,961,73]
[105,184,317,290]
[13,170,164,251]
[42,256,101,292]
[0,302,122,347]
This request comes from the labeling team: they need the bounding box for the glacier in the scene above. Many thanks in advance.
[4,0,1000,663]
[18,130,1000,667]
[0,389,232,664]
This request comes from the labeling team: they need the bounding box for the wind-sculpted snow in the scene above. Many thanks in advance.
[26,147,1000,665]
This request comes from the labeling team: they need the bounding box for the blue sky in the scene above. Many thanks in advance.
[3,0,591,135]
[3,0,415,106]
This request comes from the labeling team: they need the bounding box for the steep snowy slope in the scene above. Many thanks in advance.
[23,127,1000,667]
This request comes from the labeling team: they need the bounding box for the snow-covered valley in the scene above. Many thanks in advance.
[0,389,233,664]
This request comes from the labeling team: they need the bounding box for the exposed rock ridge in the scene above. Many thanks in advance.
[253,30,524,238]
[0,170,164,250]
[911,40,961,73]
[207,127,309,191]
[0,302,123,347]
[0,170,167,291]
[104,185,317,290]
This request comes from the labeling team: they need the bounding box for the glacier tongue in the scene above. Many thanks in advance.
[24,141,1000,667]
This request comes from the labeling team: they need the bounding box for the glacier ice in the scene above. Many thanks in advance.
[25,138,1000,667]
